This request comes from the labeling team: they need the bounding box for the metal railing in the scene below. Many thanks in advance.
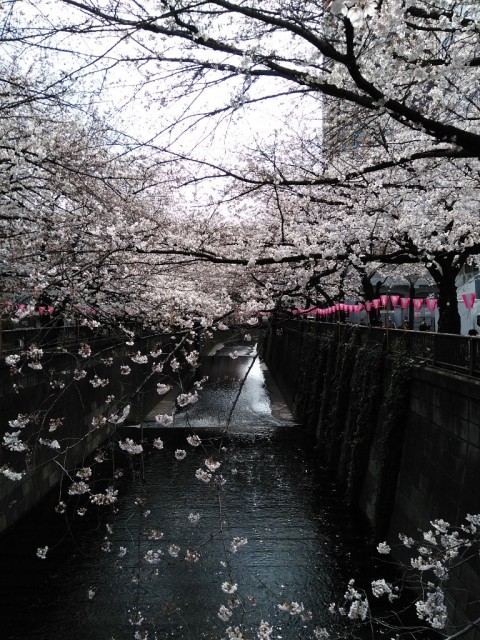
[0,321,145,355]
[3,317,480,377]
[276,318,480,377]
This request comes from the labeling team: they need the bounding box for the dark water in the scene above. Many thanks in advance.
[0,342,373,640]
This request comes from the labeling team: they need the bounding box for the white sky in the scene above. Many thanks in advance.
[4,0,323,166]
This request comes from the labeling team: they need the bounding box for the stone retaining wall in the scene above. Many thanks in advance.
[262,319,480,638]
[0,334,167,533]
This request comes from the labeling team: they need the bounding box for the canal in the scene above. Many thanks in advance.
[0,337,373,640]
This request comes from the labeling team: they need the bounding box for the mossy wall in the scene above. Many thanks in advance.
[263,319,474,539]
[264,318,480,638]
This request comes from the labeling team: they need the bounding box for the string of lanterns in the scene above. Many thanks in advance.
[290,293,477,317]
[3,302,96,316]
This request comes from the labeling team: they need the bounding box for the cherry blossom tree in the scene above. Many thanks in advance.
[10,0,478,149]
[327,515,480,640]
[1,6,480,639]
[3,0,479,332]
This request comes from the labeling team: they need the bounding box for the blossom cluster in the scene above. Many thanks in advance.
[0,465,24,481]
[3,431,27,452]
[177,391,198,408]
[38,438,61,450]
[5,354,21,367]
[119,439,143,455]
[27,345,44,370]
[329,0,377,27]
[89,375,109,388]
[90,487,118,505]
[230,537,248,553]
[108,405,130,424]
[186,434,201,447]
[330,579,369,621]
[130,351,148,364]
[415,587,448,629]
[278,601,305,615]
[156,383,171,395]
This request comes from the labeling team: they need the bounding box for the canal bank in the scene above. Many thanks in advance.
[262,318,480,638]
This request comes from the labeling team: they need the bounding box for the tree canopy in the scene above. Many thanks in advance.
[1,4,480,639]
[1,0,480,326]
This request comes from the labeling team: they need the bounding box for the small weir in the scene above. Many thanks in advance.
[0,338,372,640]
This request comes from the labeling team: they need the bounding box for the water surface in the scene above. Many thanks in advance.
[0,341,371,639]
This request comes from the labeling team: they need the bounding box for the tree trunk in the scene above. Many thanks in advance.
[429,262,461,334]
[361,275,382,325]
[408,282,415,329]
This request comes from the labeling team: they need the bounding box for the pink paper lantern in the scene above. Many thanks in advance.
[365,301,373,312]
[426,299,438,313]
[380,294,389,307]
[335,303,340,311]
[390,295,400,307]
[357,303,364,311]
[412,299,424,311]
[462,293,476,310]
[372,299,381,309]
[400,297,410,309]
[339,303,345,311]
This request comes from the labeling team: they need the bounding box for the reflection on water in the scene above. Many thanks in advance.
[0,342,369,640]
[170,353,277,431]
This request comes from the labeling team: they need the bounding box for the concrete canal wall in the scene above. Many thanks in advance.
[0,334,169,534]
[262,319,480,635]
